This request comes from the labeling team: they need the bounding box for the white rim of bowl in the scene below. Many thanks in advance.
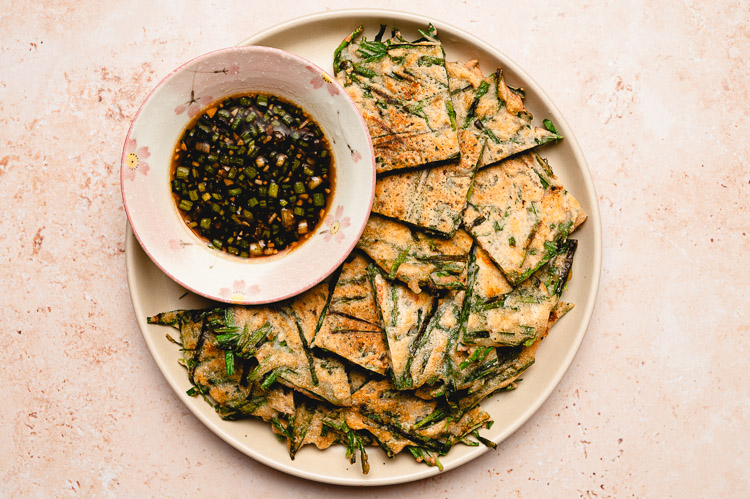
[121,44,376,304]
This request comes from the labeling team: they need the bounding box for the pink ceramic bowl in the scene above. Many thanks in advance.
[121,46,375,304]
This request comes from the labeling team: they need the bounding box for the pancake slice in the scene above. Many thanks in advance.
[370,269,435,389]
[458,343,538,415]
[515,180,587,283]
[407,291,463,391]
[464,152,586,285]
[334,25,459,173]
[447,61,560,168]
[346,379,492,461]
[245,285,352,407]
[463,240,578,347]
[148,308,299,422]
[371,131,483,235]
[288,398,340,459]
[312,254,389,375]
[406,289,503,412]
[357,214,473,293]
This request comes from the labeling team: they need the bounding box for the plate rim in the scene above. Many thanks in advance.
[127,8,602,487]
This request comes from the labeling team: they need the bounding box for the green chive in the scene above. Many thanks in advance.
[224,351,235,375]
[543,118,558,134]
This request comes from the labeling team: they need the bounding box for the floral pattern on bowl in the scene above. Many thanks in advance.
[320,205,351,244]
[306,65,340,96]
[121,46,375,304]
[220,280,261,302]
[123,138,151,181]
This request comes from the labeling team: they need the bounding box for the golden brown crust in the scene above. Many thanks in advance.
[372,272,434,388]
[465,152,586,286]
[371,129,483,235]
[313,254,389,374]
[357,214,472,293]
[335,33,459,173]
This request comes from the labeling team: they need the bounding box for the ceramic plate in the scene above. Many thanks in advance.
[126,9,602,486]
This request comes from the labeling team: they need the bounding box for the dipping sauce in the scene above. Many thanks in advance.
[170,93,334,257]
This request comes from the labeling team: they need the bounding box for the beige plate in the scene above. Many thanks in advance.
[126,8,602,486]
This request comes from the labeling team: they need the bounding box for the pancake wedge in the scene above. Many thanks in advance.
[464,152,586,285]
[463,240,578,347]
[357,214,472,293]
[370,268,435,389]
[405,289,503,412]
[147,308,298,422]
[346,379,492,457]
[406,291,463,391]
[458,343,538,415]
[313,254,389,375]
[448,60,560,168]
[288,399,342,459]
[334,25,459,173]
[240,285,353,407]
[371,131,483,235]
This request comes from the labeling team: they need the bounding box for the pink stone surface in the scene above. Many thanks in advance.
[1,1,748,497]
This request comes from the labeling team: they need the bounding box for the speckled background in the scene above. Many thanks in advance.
[2,1,748,497]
